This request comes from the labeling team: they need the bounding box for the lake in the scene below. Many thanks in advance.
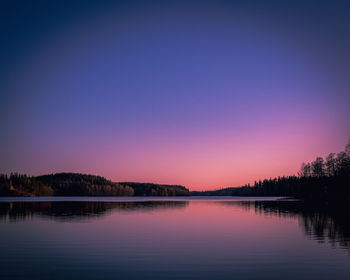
[0,197,349,280]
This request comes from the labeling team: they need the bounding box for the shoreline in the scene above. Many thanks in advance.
[0,196,288,202]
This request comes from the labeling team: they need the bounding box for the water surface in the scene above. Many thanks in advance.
[0,197,349,279]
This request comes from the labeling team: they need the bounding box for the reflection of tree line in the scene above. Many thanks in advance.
[0,201,188,222]
[1,200,349,254]
[233,200,350,253]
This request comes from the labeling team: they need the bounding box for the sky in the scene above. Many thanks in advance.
[1,0,350,190]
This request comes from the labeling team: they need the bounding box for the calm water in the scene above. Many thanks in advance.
[0,197,349,280]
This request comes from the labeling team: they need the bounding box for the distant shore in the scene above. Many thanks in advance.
[1,139,349,200]
[0,196,288,202]
[0,173,190,197]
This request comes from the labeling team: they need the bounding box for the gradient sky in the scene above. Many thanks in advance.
[1,0,350,190]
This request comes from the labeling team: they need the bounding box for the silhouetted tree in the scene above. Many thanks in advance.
[311,157,325,177]
[336,152,350,175]
[345,139,350,156]
[325,153,337,176]
[298,162,312,177]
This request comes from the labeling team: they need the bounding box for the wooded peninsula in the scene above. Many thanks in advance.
[0,173,190,197]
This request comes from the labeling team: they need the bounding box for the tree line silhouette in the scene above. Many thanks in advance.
[1,140,349,199]
[0,173,189,197]
[192,139,350,201]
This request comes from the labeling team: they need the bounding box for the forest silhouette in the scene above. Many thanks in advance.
[192,139,350,201]
[1,139,349,200]
[0,173,189,197]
